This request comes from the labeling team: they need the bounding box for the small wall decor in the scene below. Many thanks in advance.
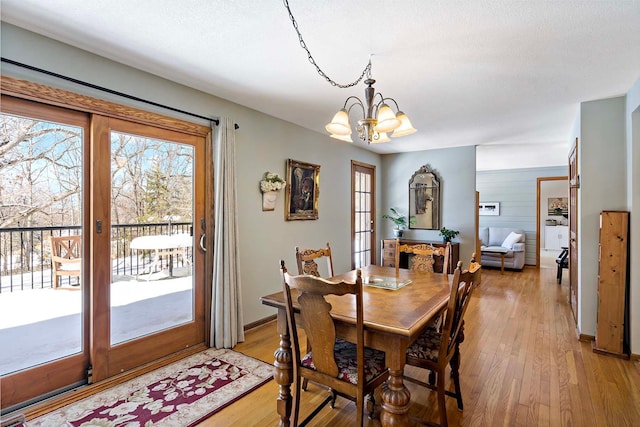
[548,197,568,216]
[285,159,320,220]
[479,202,500,216]
[260,171,286,211]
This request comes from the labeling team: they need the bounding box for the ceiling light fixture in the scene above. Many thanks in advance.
[324,60,416,144]
[283,0,416,145]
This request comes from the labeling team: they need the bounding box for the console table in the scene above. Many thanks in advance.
[381,239,460,274]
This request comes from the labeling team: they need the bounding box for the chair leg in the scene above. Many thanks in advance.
[556,264,562,284]
[356,394,364,427]
[450,349,464,410]
[329,388,338,409]
[436,370,448,427]
[292,377,301,427]
[366,392,375,419]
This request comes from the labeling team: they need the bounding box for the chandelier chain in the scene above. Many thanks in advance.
[283,0,371,89]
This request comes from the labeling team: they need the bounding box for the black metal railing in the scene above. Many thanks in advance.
[0,222,193,293]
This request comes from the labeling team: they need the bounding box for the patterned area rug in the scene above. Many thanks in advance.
[26,349,273,427]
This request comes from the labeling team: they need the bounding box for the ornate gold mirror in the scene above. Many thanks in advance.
[409,164,441,230]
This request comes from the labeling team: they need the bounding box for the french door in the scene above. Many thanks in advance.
[351,161,376,269]
[568,138,579,322]
[1,89,208,408]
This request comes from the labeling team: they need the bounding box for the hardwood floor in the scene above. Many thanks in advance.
[198,266,640,427]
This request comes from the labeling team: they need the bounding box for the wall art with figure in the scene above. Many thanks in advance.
[285,159,320,220]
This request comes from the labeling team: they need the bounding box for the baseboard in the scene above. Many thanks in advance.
[244,314,276,331]
[578,333,595,343]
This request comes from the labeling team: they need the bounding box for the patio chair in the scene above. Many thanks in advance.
[49,235,82,289]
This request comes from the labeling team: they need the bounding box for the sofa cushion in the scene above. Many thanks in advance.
[488,227,525,246]
[479,227,489,247]
[502,232,523,249]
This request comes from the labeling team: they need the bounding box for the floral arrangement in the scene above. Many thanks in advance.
[260,171,286,192]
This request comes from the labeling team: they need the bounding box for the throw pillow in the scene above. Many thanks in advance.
[501,232,522,249]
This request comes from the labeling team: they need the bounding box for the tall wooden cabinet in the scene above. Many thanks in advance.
[381,239,460,274]
[593,211,629,358]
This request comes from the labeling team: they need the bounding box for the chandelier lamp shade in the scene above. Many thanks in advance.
[325,77,416,144]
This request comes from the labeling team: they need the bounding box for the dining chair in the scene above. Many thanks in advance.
[396,240,451,276]
[295,241,334,391]
[49,235,82,289]
[295,242,334,277]
[280,260,389,426]
[404,261,481,427]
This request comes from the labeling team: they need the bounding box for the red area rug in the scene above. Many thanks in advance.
[26,349,273,427]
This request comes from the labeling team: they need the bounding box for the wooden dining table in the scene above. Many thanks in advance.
[260,264,453,427]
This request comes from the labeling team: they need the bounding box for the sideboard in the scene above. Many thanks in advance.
[380,239,460,274]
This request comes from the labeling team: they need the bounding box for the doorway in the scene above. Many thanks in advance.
[536,177,568,271]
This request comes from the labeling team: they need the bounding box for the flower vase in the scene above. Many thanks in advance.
[262,191,278,211]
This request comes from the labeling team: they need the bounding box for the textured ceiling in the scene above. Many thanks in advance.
[2,0,639,159]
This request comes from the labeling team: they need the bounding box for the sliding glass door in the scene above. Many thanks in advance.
[0,96,91,408]
[91,116,206,381]
[1,90,209,409]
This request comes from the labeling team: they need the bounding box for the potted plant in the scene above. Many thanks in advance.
[439,227,460,243]
[383,207,415,237]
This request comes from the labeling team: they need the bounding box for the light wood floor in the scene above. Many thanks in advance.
[198,266,640,427]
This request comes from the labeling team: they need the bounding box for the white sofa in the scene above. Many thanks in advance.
[479,227,526,270]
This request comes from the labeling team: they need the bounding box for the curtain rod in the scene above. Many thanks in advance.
[1,57,240,130]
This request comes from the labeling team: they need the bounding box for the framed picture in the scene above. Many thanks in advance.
[548,197,568,216]
[479,202,500,216]
[285,159,320,220]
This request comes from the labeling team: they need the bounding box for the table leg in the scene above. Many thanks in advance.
[380,342,411,427]
[500,253,505,274]
[274,309,293,427]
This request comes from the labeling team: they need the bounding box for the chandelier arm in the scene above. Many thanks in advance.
[380,97,401,111]
[283,0,371,89]
[345,99,366,118]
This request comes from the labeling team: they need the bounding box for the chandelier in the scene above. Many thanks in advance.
[283,0,416,144]
[324,62,416,144]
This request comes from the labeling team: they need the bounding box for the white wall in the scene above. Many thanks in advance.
[380,147,477,268]
[625,77,640,356]
[574,96,627,338]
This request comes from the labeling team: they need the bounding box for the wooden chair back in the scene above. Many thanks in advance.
[280,260,388,426]
[295,242,334,277]
[49,235,82,289]
[440,261,480,360]
[396,239,451,277]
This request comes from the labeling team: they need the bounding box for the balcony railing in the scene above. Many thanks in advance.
[0,222,192,293]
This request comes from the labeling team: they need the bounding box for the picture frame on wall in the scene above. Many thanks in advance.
[548,197,568,216]
[285,159,320,220]
[479,202,500,216]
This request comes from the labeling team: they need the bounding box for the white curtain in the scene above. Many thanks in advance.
[210,118,244,348]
